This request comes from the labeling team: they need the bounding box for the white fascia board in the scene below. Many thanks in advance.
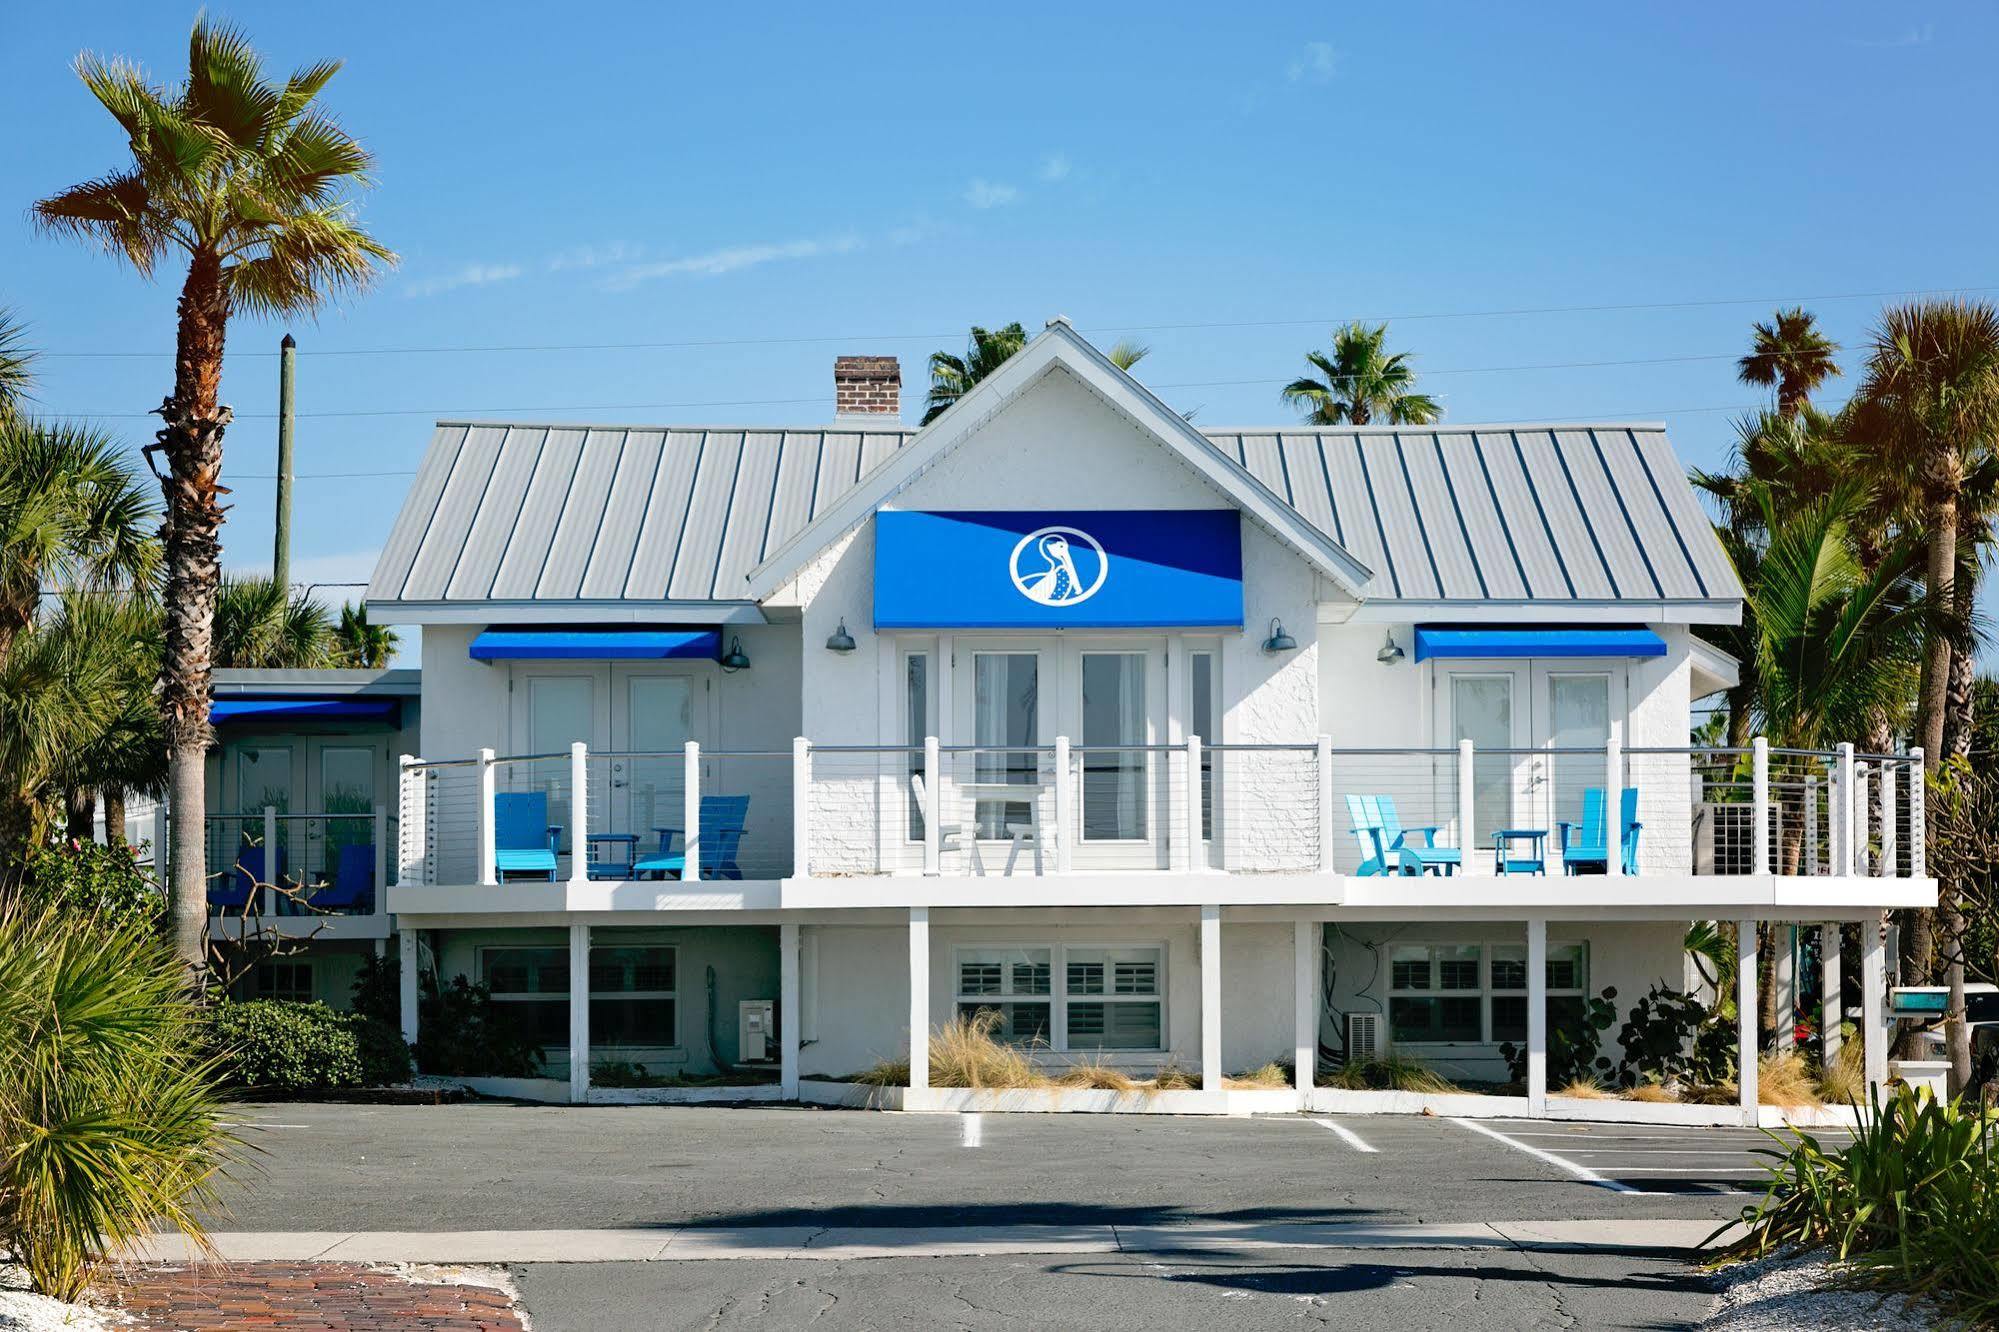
[1689,635,1742,696]
[741,321,1377,604]
[212,668,422,697]
[1337,600,1744,625]
[362,600,768,627]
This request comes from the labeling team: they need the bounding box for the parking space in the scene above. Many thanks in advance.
[1451,1117,1846,1195]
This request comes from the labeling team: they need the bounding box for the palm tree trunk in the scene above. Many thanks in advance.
[102,785,127,848]
[158,249,232,981]
[1725,682,1754,749]
[1918,493,1957,760]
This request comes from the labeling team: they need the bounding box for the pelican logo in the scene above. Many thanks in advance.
[1008,525,1108,606]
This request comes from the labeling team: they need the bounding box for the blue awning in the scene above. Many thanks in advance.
[874,510,1244,629]
[1413,626,1669,662]
[467,628,721,661]
[211,698,401,724]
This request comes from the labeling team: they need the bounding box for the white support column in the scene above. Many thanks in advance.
[1526,918,1547,1117]
[1458,738,1476,869]
[1908,748,1926,880]
[922,736,942,876]
[1774,926,1796,1052]
[1604,735,1624,879]
[398,927,420,1050]
[1851,761,1870,876]
[371,805,388,908]
[568,921,590,1103]
[1879,761,1897,878]
[908,907,930,1092]
[1178,736,1202,873]
[1316,735,1335,873]
[1821,923,1843,1068]
[791,738,810,877]
[263,805,279,903]
[1737,919,1759,1125]
[1863,918,1889,1093]
[682,740,702,883]
[568,742,589,887]
[1201,904,1223,1093]
[477,747,497,886]
[1836,743,1857,876]
[1293,918,1318,1095]
[1052,735,1073,873]
[780,921,800,1097]
[1751,737,1770,876]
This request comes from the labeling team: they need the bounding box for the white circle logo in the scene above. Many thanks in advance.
[1008,526,1108,606]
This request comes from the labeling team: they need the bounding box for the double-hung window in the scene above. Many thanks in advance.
[1490,942,1587,1043]
[482,943,680,1050]
[955,944,1165,1052]
[1388,944,1483,1043]
[483,946,570,1047]
[955,947,1052,1044]
[1065,947,1163,1049]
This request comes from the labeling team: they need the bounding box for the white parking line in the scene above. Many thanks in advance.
[1450,1118,1639,1193]
[1312,1119,1378,1153]
[961,1113,982,1148]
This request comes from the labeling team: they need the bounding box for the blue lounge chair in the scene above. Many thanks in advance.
[309,843,374,913]
[1558,787,1642,875]
[210,843,280,911]
[636,795,750,880]
[1347,794,1459,876]
[494,791,560,881]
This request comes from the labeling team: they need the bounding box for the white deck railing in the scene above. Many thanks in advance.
[186,807,395,913]
[392,738,1926,886]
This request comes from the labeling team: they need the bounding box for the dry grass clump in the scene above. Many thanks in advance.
[1226,1061,1293,1090]
[1558,1076,1612,1100]
[1624,1082,1676,1103]
[928,1012,1042,1088]
[1149,1061,1199,1091]
[1055,1056,1136,1092]
[1817,1039,1864,1105]
[1323,1054,1461,1094]
[1758,1052,1823,1109]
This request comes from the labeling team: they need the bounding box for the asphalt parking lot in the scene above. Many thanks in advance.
[1450,1117,1848,1196]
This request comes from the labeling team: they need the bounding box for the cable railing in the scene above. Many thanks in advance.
[195,807,396,914]
[392,738,1929,885]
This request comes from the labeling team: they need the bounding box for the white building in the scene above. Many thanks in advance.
[365,319,1932,1117]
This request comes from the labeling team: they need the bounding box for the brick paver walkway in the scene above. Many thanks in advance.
[99,1262,525,1330]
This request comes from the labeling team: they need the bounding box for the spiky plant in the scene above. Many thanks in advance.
[1281,322,1439,426]
[333,600,397,669]
[212,576,331,669]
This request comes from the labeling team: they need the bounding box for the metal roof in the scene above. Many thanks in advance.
[1200,424,1739,606]
[366,422,916,609]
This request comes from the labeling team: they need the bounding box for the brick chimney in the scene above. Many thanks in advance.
[834,355,901,418]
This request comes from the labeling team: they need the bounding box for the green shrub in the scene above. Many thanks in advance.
[350,951,399,1025]
[1499,986,1618,1088]
[0,905,235,1300]
[1614,983,1737,1089]
[415,973,542,1078]
[19,839,163,930]
[209,999,412,1092]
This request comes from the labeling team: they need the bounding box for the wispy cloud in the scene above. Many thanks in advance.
[888,215,939,246]
[604,234,864,289]
[1039,153,1071,183]
[547,241,645,271]
[1286,40,1338,83]
[403,262,522,298]
[963,178,1020,209]
[1848,22,1934,48]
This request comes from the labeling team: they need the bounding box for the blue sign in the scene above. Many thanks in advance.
[874,510,1243,629]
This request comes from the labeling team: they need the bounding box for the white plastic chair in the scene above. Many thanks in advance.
[910,773,985,875]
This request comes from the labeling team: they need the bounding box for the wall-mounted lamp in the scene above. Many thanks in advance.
[1376,630,1405,664]
[719,636,752,672]
[825,619,857,653]
[1261,617,1297,654]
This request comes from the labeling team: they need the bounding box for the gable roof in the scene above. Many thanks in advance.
[743,319,1377,602]
[1204,424,1741,619]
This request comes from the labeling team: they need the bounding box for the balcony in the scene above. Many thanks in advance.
[177,807,398,939]
[390,738,1933,914]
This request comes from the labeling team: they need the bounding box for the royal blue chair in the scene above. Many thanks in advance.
[636,795,751,880]
[1346,794,1458,876]
[1558,787,1642,875]
[494,791,560,881]
[309,843,375,913]
[210,843,282,912]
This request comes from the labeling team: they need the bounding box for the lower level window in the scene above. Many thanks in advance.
[955,944,1164,1051]
[482,944,679,1049]
[1388,944,1483,1043]
[955,947,1051,1043]
[252,960,313,1004]
[1490,943,1587,1043]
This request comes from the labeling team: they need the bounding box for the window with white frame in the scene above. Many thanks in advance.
[483,946,570,1047]
[1388,943,1483,1043]
[954,944,1165,1051]
[904,651,928,841]
[252,960,313,1004]
[481,944,680,1049]
[1490,942,1588,1043]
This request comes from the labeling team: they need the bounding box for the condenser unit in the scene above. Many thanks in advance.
[1346,1010,1384,1062]
[739,999,775,1063]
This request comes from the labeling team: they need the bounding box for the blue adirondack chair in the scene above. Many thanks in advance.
[1346,794,1458,876]
[210,843,280,911]
[636,795,750,880]
[309,843,374,913]
[494,791,560,880]
[1557,787,1642,875]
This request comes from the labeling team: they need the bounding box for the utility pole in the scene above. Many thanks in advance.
[274,332,296,591]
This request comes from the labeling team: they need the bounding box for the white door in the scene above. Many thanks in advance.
[1065,644,1167,869]
[1434,667,1529,865]
[612,669,706,855]
[955,645,1051,843]
[518,672,598,855]
[1541,670,1616,844]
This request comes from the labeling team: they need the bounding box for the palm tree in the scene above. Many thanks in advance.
[52,595,166,847]
[1282,322,1440,426]
[921,323,1029,424]
[1737,307,1841,420]
[333,600,397,669]
[0,310,33,422]
[0,600,134,870]
[212,577,332,669]
[34,17,394,974]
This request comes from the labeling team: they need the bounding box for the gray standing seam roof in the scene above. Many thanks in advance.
[368,420,1739,609]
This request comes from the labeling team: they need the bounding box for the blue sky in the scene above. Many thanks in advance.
[4,3,1993,622]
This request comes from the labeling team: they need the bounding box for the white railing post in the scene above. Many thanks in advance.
[791,737,810,877]
[262,805,279,905]
[1878,758,1897,878]
[477,747,497,886]
[568,741,589,887]
[1180,736,1202,873]
[1316,735,1335,873]
[1604,735,1623,879]
[1458,738,1476,871]
[922,735,941,875]
[682,740,702,883]
[1908,747,1926,879]
[1751,737,1770,876]
[1836,743,1856,876]
[397,755,422,885]
[1805,774,1820,875]
[372,805,388,905]
[1052,735,1072,873]
[1851,760,1870,876]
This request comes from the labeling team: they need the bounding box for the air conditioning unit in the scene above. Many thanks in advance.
[739,999,775,1063]
[1346,1011,1384,1062]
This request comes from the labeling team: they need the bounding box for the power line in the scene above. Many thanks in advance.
[28,282,1999,360]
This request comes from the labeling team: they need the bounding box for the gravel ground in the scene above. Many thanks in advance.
[0,1265,125,1332]
[1702,1251,1945,1331]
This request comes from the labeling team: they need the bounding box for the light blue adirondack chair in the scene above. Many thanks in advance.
[1558,787,1642,875]
[494,791,560,881]
[1346,794,1458,876]
[636,795,751,880]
